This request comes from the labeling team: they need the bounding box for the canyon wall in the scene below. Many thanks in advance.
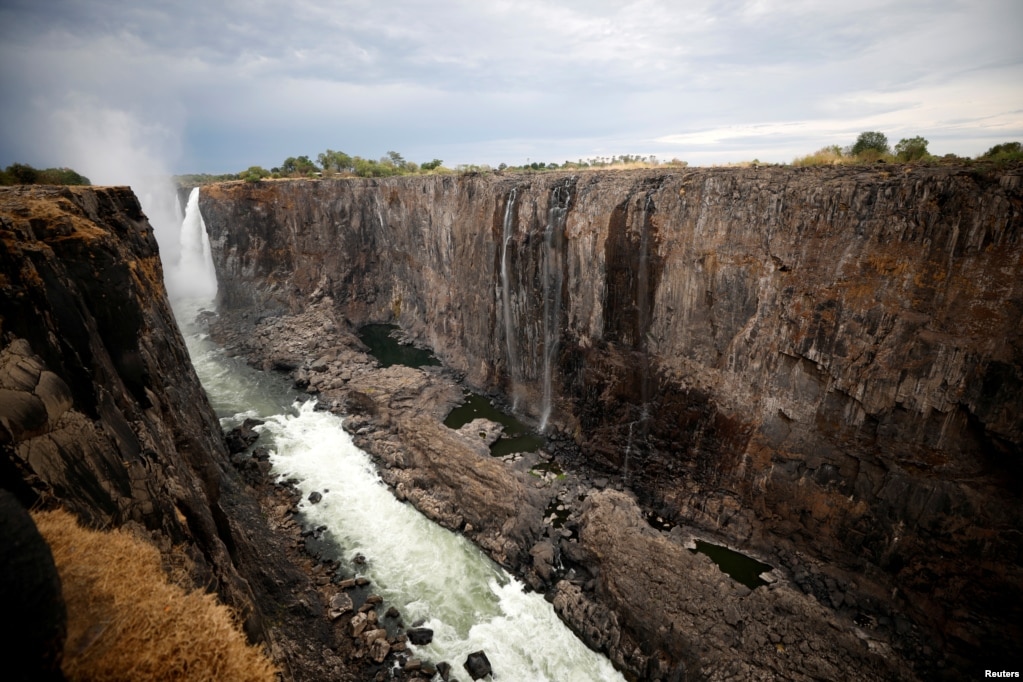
[200,165,1023,671]
[0,186,335,679]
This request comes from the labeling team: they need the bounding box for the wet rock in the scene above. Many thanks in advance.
[436,661,452,680]
[463,650,492,680]
[407,627,434,645]
[225,418,264,453]
[308,491,323,504]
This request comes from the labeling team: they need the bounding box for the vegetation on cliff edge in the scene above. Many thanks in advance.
[1,163,91,186]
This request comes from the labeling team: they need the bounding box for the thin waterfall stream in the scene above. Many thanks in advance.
[539,183,570,432]
[500,188,520,409]
[167,190,624,682]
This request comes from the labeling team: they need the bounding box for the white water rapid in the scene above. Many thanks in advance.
[165,190,624,682]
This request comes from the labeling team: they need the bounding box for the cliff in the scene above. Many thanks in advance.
[199,165,1023,675]
[0,185,337,680]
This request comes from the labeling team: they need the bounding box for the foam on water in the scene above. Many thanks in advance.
[261,402,624,681]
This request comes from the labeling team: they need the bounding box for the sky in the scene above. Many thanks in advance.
[1,0,1021,182]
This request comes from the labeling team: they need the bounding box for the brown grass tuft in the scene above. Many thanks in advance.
[32,509,277,682]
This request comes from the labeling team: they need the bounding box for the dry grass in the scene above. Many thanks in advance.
[792,146,855,167]
[32,509,277,682]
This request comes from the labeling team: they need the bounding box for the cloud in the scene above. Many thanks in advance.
[1,0,1021,171]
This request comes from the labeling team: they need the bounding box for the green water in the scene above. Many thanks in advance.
[691,540,772,589]
[444,392,545,456]
[358,324,440,369]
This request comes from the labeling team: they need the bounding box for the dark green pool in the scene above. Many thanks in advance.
[691,540,772,589]
[443,392,545,456]
[358,324,441,369]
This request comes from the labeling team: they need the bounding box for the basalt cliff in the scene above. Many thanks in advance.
[0,185,362,680]
[199,164,1023,679]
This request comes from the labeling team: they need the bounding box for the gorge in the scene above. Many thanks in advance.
[198,164,1022,679]
[1,162,1020,681]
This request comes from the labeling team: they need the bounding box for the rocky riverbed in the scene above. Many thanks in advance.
[208,298,922,681]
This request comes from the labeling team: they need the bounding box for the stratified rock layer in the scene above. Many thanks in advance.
[200,165,1023,677]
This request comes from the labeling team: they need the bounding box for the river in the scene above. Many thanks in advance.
[167,192,624,682]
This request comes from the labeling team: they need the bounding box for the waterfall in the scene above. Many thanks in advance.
[166,187,217,304]
[637,194,654,415]
[539,183,570,432]
[500,189,520,408]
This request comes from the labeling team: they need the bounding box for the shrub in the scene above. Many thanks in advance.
[240,166,270,183]
[33,509,277,682]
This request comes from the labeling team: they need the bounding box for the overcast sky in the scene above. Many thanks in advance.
[1,0,1021,181]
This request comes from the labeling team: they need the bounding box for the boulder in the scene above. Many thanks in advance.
[407,627,434,645]
[350,611,368,637]
[463,650,492,680]
[327,593,353,619]
[367,636,390,663]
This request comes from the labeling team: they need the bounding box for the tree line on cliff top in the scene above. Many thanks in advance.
[231,150,446,183]
[5,135,1021,190]
[229,136,1022,182]
[0,163,91,186]
[794,133,1023,167]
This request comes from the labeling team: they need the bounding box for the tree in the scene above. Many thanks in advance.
[420,159,443,171]
[386,151,406,169]
[318,149,353,174]
[894,136,929,161]
[851,131,890,157]
[5,162,39,184]
[280,155,319,176]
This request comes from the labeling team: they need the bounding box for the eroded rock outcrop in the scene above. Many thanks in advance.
[200,165,1023,677]
[0,185,344,680]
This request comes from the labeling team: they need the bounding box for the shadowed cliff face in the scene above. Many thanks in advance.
[200,166,1023,665]
[0,186,352,670]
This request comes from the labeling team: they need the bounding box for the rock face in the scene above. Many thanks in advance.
[0,185,338,680]
[200,166,1023,676]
